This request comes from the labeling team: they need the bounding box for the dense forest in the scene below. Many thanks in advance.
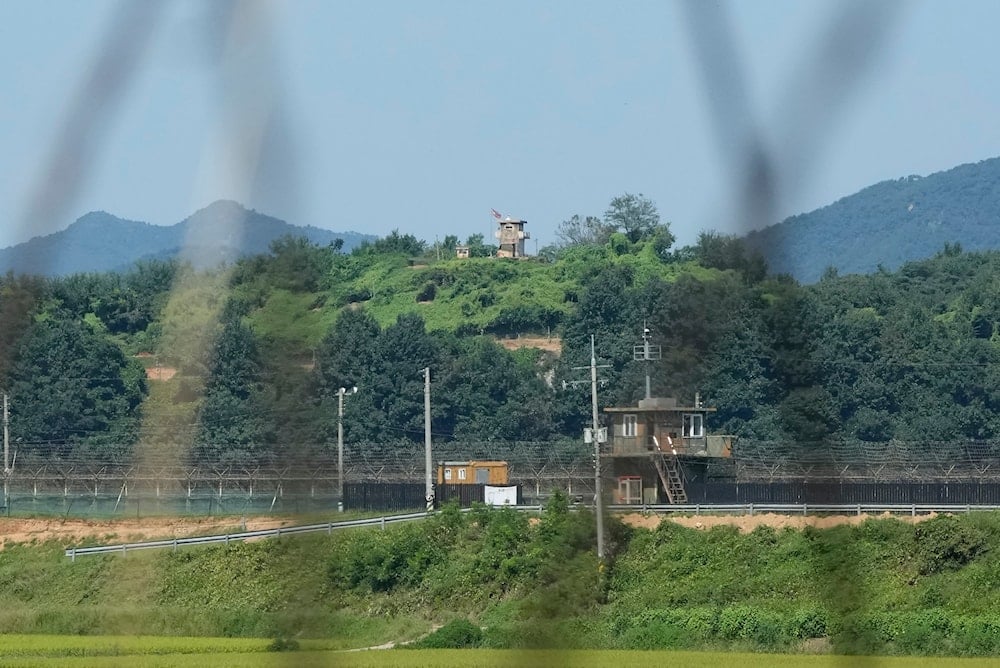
[1,192,999,466]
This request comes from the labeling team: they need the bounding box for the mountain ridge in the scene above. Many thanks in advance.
[746,157,1000,282]
[0,200,372,276]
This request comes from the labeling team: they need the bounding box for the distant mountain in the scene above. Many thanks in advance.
[745,157,1000,283]
[0,200,374,276]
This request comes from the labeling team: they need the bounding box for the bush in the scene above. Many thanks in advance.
[266,637,299,652]
[410,618,482,648]
[915,515,989,574]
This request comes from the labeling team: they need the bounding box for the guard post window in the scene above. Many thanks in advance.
[682,413,703,438]
[622,414,638,438]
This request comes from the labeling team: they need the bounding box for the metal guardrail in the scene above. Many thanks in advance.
[65,502,1000,560]
[609,502,1000,516]
[64,511,431,561]
[64,507,545,561]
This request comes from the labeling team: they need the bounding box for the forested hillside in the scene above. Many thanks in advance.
[746,157,1000,283]
[2,197,1000,465]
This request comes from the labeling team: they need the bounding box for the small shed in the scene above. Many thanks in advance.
[437,460,509,485]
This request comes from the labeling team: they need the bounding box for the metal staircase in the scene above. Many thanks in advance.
[651,436,688,504]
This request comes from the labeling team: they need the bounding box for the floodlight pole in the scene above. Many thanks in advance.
[424,367,434,511]
[2,392,8,510]
[337,386,357,512]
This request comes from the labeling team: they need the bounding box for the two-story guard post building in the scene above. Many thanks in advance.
[602,330,734,504]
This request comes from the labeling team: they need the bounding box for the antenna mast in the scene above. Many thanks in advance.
[634,322,661,400]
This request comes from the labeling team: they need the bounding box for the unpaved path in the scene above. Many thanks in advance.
[0,516,296,547]
[619,510,937,532]
[0,510,939,548]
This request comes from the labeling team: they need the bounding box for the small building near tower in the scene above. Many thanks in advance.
[455,244,470,259]
[495,217,529,258]
[437,460,509,485]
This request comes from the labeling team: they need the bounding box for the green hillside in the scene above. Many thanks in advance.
[4,203,1000,464]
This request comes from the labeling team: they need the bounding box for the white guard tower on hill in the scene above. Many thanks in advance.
[495,217,529,258]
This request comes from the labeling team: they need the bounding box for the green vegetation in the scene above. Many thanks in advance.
[5,647,1000,668]
[4,190,1000,467]
[5,502,1000,657]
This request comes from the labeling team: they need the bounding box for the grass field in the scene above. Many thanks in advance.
[2,640,1000,668]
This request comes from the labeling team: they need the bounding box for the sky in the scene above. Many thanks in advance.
[3,0,1000,252]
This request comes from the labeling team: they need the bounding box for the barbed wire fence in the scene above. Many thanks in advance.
[7,437,1000,517]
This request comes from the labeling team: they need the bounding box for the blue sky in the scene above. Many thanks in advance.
[3,0,1000,252]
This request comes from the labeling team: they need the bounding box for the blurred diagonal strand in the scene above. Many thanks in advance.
[20,0,165,248]
[681,0,904,234]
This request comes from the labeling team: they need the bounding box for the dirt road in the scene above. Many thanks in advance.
[0,516,296,547]
[0,510,938,548]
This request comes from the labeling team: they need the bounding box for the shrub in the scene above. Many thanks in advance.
[416,282,436,302]
[266,637,299,652]
[915,515,989,574]
[410,618,482,648]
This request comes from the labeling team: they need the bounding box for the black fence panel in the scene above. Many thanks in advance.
[685,482,1000,504]
[437,484,485,506]
[344,482,524,511]
[437,484,524,506]
[343,482,425,512]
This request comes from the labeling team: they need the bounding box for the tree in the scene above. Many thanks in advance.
[7,316,146,459]
[194,315,273,464]
[555,214,614,248]
[356,229,426,257]
[0,273,46,384]
[266,235,334,292]
[604,193,665,244]
[693,231,767,281]
[465,233,492,258]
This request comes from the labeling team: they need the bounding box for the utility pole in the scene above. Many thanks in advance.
[566,337,609,561]
[337,386,357,513]
[423,367,434,512]
[2,392,8,475]
[589,335,605,561]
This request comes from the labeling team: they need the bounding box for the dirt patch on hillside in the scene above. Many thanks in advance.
[0,516,297,548]
[619,511,938,532]
[496,336,562,354]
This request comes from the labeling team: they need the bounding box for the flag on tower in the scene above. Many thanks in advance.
[491,208,502,220]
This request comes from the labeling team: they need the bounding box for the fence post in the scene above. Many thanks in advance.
[70,548,75,563]
[381,516,386,530]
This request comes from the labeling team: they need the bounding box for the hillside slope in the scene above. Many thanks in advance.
[3,507,1000,657]
[746,157,1000,283]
